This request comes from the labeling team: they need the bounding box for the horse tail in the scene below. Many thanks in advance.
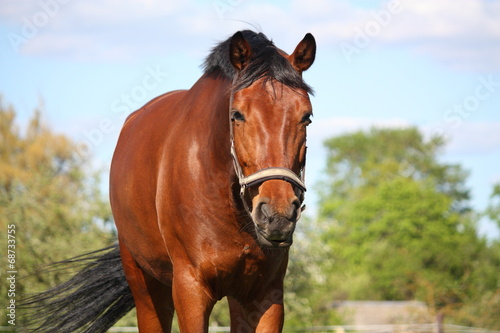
[21,244,135,333]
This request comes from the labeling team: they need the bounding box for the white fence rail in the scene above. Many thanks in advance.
[1,324,498,333]
[105,324,498,333]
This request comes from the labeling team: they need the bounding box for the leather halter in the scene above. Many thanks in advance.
[229,76,307,214]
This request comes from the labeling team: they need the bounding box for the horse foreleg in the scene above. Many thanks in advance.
[253,301,284,333]
[119,242,175,332]
[172,268,216,333]
[228,289,285,333]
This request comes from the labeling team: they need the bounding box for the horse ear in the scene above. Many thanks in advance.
[288,33,316,73]
[229,31,252,71]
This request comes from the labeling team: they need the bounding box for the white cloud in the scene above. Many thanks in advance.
[388,0,500,71]
[312,116,410,138]
[307,117,500,158]
[306,116,411,157]
[2,0,234,61]
[2,0,499,71]
[318,0,500,72]
[0,1,39,22]
[421,120,500,156]
[442,121,500,155]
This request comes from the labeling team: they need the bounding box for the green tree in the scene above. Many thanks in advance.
[316,127,499,328]
[319,127,470,217]
[0,98,114,326]
[485,183,500,228]
[452,184,500,329]
[284,219,344,328]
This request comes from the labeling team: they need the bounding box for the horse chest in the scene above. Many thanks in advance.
[200,241,287,299]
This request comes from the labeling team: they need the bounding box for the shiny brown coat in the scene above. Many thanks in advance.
[110,30,316,332]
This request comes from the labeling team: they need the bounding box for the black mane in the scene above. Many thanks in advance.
[203,30,313,95]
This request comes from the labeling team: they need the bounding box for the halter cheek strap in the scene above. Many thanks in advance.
[229,77,307,215]
[230,138,307,198]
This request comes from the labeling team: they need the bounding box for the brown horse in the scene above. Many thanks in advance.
[23,30,315,333]
[110,30,315,332]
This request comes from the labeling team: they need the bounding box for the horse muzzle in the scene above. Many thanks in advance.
[251,195,301,248]
[232,167,306,248]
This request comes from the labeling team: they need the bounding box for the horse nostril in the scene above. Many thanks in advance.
[254,197,302,223]
[253,197,272,223]
[261,203,273,219]
[288,198,301,221]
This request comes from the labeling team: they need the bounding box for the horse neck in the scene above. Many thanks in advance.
[187,73,254,232]
[188,72,233,174]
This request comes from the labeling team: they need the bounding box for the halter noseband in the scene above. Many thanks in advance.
[229,77,307,215]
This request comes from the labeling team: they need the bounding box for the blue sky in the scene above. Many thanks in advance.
[1,0,499,238]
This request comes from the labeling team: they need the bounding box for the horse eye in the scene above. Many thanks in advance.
[231,110,246,122]
[301,113,312,125]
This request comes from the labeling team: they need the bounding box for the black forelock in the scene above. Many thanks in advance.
[202,30,314,95]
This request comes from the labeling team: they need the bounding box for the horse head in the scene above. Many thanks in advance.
[228,31,316,248]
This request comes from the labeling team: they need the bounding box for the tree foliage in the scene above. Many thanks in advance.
[486,183,500,229]
[314,127,500,328]
[0,98,114,326]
